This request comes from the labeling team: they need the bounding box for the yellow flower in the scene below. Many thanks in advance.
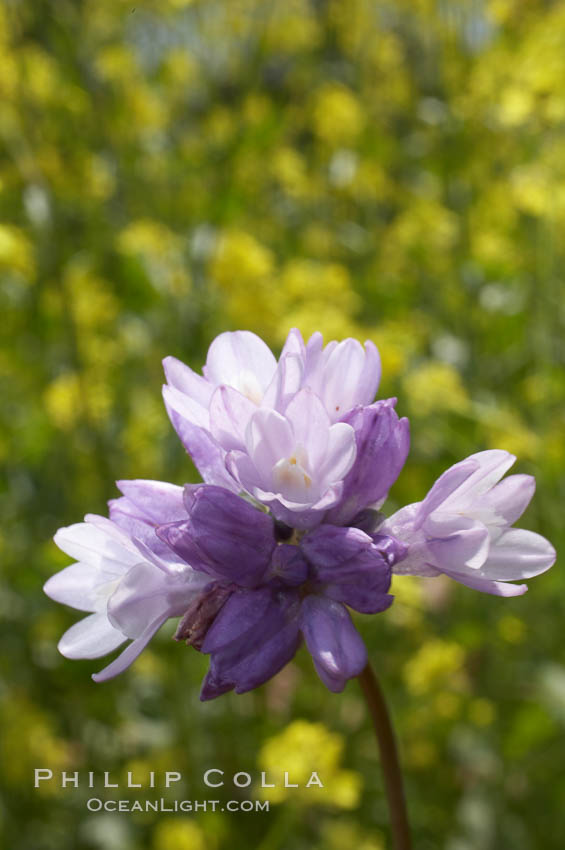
[153,819,206,850]
[257,720,362,808]
[403,362,470,416]
[403,640,465,696]
[118,220,191,295]
[0,225,35,281]
[44,373,83,430]
[312,83,365,145]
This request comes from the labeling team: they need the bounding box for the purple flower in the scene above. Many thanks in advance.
[157,484,399,698]
[225,389,357,529]
[44,327,557,701]
[380,450,556,596]
[162,329,395,526]
[45,481,210,681]
[325,400,410,526]
[163,331,279,492]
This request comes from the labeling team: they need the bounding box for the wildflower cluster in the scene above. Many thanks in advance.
[45,330,555,698]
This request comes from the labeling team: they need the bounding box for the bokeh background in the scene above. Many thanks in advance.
[2,1,565,848]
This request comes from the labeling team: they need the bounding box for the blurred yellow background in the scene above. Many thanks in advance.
[1,1,564,848]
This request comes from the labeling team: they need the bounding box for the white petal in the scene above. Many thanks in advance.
[473,528,556,580]
[53,522,140,574]
[92,616,168,682]
[58,613,127,659]
[204,331,277,393]
[44,563,112,613]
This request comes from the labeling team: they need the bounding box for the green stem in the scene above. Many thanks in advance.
[358,662,412,850]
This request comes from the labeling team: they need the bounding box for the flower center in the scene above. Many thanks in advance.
[272,446,314,501]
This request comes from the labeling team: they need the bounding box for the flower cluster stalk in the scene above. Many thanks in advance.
[358,663,412,850]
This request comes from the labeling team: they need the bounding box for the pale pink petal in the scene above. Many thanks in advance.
[204,330,277,394]
[480,474,536,527]
[245,408,294,472]
[448,574,528,597]
[162,356,213,407]
[280,327,306,358]
[225,450,263,493]
[209,385,257,451]
[441,450,516,508]
[162,383,209,429]
[424,513,490,570]
[317,422,357,485]
[114,479,185,525]
[284,389,331,465]
[418,459,479,523]
[107,562,198,639]
[322,339,377,420]
[262,352,304,411]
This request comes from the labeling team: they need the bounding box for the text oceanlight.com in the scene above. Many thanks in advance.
[86,799,269,813]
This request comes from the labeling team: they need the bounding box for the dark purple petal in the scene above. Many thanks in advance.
[325,400,410,525]
[199,588,301,699]
[269,544,310,586]
[157,485,276,587]
[300,596,367,692]
[323,581,393,614]
[349,508,383,533]
[201,587,280,653]
[300,525,393,614]
[371,533,409,567]
[301,524,376,571]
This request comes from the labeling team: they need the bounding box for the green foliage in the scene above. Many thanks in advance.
[1,1,564,847]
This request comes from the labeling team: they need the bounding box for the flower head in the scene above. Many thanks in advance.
[44,328,556,698]
[381,450,556,596]
[162,328,404,528]
[156,484,401,697]
[45,480,209,681]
